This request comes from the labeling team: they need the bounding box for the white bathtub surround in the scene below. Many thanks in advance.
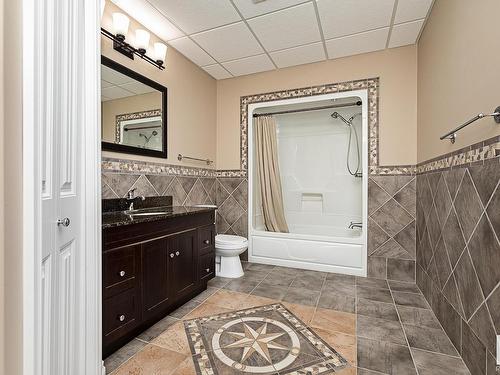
[215,234,249,278]
[248,90,368,276]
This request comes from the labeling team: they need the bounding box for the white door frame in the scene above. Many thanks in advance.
[22,0,102,373]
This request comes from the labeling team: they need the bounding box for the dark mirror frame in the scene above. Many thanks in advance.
[101,56,168,158]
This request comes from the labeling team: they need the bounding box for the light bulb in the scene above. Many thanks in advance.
[153,42,168,65]
[112,13,129,40]
[135,29,150,54]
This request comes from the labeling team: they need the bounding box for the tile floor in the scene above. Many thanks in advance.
[104,262,472,375]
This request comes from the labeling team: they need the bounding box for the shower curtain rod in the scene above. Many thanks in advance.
[252,100,361,117]
[123,124,162,131]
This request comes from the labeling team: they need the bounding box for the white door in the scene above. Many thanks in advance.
[24,0,102,374]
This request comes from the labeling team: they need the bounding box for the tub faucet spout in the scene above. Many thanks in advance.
[348,221,362,229]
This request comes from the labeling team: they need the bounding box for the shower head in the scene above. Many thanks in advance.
[331,111,352,126]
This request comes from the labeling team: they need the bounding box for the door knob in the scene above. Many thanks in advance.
[57,218,71,227]
[118,315,125,322]
[119,271,126,277]
[206,268,210,273]
[175,251,180,256]
[204,239,210,244]
[170,253,175,258]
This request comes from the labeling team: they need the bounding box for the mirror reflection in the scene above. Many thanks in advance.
[101,57,167,157]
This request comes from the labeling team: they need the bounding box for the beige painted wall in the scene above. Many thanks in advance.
[417,0,500,162]
[216,46,417,170]
[101,92,162,141]
[102,0,217,168]
[3,0,22,372]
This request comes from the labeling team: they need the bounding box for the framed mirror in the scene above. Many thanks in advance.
[101,56,168,158]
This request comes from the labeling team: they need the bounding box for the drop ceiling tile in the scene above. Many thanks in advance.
[232,0,309,19]
[101,86,135,100]
[147,0,241,34]
[101,66,134,85]
[247,3,321,51]
[316,0,395,39]
[101,80,113,89]
[326,27,389,59]
[169,37,216,66]
[270,42,325,68]
[120,81,157,95]
[222,54,275,76]
[110,0,184,40]
[388,19,424,48]
[202,64,232,80]
[192,22,263,62]
[395,0,433,24]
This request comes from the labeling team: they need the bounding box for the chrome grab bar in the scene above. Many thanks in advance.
[440,106,500,143]
[178,153,213,165]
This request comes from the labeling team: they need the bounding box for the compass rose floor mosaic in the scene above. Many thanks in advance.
[184,303,348,374]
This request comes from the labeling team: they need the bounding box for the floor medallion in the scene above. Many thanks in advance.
[184,303,348,374]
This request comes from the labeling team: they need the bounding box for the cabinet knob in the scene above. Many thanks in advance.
[203,239,210,245]
[119,270,126,277]
[205,268,210,273]
[170,253,175,258]
[118,314,125,322]
[175,251,180,256]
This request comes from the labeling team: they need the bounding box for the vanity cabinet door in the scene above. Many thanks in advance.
[141,238,171,320]
[169,229,198,300]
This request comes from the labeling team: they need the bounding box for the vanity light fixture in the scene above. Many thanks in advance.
[135,29,150,54]
[153,42,168,66]
[101,12,166,70]
[112,12,129,40]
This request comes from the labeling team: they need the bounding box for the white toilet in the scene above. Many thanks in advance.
[215,234,248,278]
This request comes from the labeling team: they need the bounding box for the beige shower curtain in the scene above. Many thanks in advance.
[254,116,289,233]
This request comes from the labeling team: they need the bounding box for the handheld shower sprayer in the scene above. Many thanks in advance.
[331,110,362,177]
[331,111,352,126]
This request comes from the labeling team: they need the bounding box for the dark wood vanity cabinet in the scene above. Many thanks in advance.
[141,237,171,321]
[102,210,215,357]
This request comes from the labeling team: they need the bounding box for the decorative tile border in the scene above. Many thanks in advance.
[237,77,415,176]
[184,303,348,374]
[102,157,217,177]
[417,135,500,174]
[115,109,162,143]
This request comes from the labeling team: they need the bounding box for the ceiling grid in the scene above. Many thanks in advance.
[110,0,435,79]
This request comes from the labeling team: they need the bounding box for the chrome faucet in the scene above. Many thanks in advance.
[126,188,145,211]
[348,221,363,229]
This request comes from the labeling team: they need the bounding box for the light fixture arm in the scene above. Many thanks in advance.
[100,28,165,70]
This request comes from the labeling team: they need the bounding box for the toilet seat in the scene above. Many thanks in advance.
[215,234,248,249]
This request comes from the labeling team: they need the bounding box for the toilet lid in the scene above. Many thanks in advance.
[215,234,247,245]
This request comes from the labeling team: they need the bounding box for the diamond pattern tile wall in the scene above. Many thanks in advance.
[102,172,216,207]
[416,159,500,375]
[368,175,416,282]
[214,178,247,238]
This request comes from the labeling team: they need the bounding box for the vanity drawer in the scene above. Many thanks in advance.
[199,251,215,282]
[103,245,138,298]
[199,225,215,254]
[103,289,140,341]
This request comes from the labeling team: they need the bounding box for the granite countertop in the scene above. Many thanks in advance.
[102,205,216,229]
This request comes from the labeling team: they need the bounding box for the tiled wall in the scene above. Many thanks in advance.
[416,151,500,375]
[367,175,416,281]
[215,177,248,238]
[102,172,216,207]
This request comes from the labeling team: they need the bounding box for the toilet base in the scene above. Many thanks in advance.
[216,254,244,278]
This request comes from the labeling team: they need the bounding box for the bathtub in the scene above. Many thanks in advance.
[248,225,366,276]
